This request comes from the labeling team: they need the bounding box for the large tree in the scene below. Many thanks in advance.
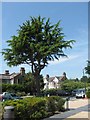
[2,16,75,96]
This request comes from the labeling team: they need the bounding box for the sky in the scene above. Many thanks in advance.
[1,2,88,79]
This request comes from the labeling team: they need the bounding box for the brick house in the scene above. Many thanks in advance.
[0,67,25,84]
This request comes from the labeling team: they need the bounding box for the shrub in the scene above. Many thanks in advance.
[46,96,65,114]
[61,80,85,92]
[43,89,57,96]
[86,89,90,98]
[2,96,65,119]
[16,92,26,97]
[2,84,24,93]
[2,97,48,120]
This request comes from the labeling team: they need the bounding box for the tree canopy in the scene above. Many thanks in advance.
[85,61,90,75]
[2,16,75,95]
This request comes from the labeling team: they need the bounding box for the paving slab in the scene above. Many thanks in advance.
[44,99,90,120]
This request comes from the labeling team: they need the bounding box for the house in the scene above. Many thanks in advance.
[44,72,67,89]
[0,67,25,84]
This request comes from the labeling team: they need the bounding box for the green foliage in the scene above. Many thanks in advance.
[2,84,24,93]
[2,16,74,68]
[61,80,85,92]
[80,76,88,83]
[2,96,65,119]
[2,97,47,120]
[86,89,90,98]
[46,96,65,114]
[2,16,75,95]
[85,61,90,75]
[24,72,44,94]
[16,92,26,97]
[43,89,57,96]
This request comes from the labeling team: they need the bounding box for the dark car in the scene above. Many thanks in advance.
[56,90,70,96]
[2,92,23,101]
[71,89,78,96]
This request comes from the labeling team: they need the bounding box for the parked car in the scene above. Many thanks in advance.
[71,89,78,96]
[1,92,23,101]
[56,90,70,96]
[76,89,86,98]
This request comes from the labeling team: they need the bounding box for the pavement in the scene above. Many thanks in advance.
[44,98,90,120]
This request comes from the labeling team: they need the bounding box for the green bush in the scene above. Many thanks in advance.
[43,89,57,96]
[86,89,90,98]
[46,96,65,114]
[2,84,24,93]
[61,80,85,92]
[16,92,26,97]
[2,96,65,119]
[2,97,48,120]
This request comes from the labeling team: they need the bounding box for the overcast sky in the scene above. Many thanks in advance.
[1,2,88,79]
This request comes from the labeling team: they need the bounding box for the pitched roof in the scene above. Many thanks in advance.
[0,73,21,80]
[48,75,66,82]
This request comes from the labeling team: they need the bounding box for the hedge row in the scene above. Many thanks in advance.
[86,89,90,98]
[2,96,65,120]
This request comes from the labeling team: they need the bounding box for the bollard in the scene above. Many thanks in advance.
[66,97,70,110]
[4,106,15,120]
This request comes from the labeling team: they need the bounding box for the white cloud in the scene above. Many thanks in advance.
[48,55,79,65]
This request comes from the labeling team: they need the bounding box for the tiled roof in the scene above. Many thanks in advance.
[48,76,65,82]
[49,77,55,81]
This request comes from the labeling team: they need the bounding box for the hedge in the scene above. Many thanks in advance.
[86,89,90,98]
[2,96,65,119]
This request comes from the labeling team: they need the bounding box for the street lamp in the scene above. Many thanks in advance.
[83,68,86,93]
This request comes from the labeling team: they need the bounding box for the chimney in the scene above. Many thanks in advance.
[63,72,67,80]
[5,70,9,75]
[46,74,49,81]
[20,67,25,76]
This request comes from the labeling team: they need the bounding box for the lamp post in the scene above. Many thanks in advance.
[83,68,86,93]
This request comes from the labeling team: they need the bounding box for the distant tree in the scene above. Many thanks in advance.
[2,16,75,96]
[80,76,88,83]
[24,72,44,94]
[61,80,85,92]
[75,78,79,82]
[85,61,90,75]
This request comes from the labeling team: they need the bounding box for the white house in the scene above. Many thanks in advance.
[44,72,67,89]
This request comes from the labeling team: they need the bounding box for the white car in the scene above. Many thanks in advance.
[76,90,85,98]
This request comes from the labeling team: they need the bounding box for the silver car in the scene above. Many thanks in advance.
[76,89,85,98]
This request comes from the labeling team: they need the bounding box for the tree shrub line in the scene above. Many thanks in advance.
[2,96,65,120]
[86,89,90,98]
[2,84,24,93]
[60,80,87,92]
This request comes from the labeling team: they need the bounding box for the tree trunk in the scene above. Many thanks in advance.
[31,63,41,96]
[34,72,41,96]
